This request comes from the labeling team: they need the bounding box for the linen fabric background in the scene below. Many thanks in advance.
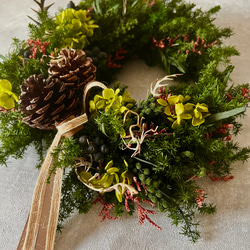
[0,0,250,249]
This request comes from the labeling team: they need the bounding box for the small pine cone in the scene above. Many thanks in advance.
[19,74,78,130]
[48,48,97,89]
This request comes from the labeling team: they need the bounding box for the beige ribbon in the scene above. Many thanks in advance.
[17,114,88,250]
[17,81,107,250]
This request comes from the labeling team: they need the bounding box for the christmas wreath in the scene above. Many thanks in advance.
[0,0,250,246]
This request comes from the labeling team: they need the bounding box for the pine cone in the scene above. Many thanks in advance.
[48,48,97,89]
[19,74,78,130]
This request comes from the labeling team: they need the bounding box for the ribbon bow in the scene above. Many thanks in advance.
[17,81,107,250]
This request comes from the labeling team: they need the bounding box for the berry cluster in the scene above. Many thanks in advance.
[85,47,108,66]
[138,94,164,118]
[133,162,167,211]
[79,135,109,163]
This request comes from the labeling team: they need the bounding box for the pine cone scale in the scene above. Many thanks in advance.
[26,104,37,111]
[65,82,75,87]
[51,104,65,116]
[65,98,77,111]
[32,113,46,123]
[30,97,40,103]
[36,103,50,114]
[44,90,53,101]
[55,94,66,104]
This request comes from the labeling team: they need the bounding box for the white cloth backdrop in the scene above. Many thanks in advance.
[0,0,250,249]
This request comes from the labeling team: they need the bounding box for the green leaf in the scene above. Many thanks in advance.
[199,167,207,177]
[167,56,186,73]
[206,106,246,123]
[108,4,119,13]
[160,50,170,74]
[181,151,194,159]
[134,157,159,168]
[132,0,139,7]
[100,123,109,137]
[0,54,7,61]
[93,0,102,15]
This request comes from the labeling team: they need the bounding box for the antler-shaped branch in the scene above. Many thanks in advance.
[122,110,158,157]
[150,74,182,97]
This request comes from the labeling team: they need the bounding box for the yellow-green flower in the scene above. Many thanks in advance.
[157,95,210,128]
[157,95,193,128]
[192,103,210,126]
[79,160,133,202]
[89,88,134,114]
[172,102,194,129]
[0,79,18,109]
[55,9,98,49]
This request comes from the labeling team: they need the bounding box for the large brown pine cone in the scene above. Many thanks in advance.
[19,74,78,130]
[48,48,97,89]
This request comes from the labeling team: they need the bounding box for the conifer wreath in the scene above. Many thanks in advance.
[0,0,250,244]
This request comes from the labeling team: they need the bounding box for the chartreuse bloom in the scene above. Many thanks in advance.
[55,8,98,49]
[79,160,133,202]
[89,88,135,114]
[157,95,210,128]
[0,79,18,109]
[157,95,193,128]
[192,103,210,126]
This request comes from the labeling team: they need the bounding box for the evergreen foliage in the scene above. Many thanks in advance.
[0,0,250,243]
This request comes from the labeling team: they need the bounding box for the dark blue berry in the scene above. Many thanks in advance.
[23,50,32,58]
[79,135,88,146]
[87,143,98,154]
[93,152,104,162]
[93,137,104,146]
[100,144,109,154]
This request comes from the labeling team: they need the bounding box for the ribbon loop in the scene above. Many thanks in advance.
[56,114,88,138]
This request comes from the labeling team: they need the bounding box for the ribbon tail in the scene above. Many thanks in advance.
[17,132,61,250]
[17,114,88,249]
[34,172,56,249]
[45,167,63,249]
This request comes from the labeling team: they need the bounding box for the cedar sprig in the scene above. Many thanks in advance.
[28,0,54,25]
[0,110,54,168]
[58,168,97,231]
